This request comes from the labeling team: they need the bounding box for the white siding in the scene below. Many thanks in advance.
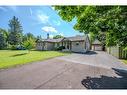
[36,42,43,50]
[71,41,86,53]
[36,35,91,52]
[45,42,54,50]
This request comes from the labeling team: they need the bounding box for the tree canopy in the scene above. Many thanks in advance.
[54,6,127,47]
[8,16,23,45]
[23,32,36,50]
[0,16,38,50]
[53,35,64,39]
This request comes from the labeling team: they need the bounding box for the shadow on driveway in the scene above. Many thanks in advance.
[85,51,98,55]
[75,51,98,55]
[81,68,127,89]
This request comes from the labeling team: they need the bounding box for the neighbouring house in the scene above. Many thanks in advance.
[36,35,90,53]
[92,39,102,51]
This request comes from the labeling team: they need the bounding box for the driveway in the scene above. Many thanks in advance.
[0,51,127,89]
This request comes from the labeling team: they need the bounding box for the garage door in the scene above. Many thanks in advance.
[94,46,102,51]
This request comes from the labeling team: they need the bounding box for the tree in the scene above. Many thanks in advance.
[8,16,23,46]
[97,33,106,50]
[0,28,8,40]
[53,35,64,39]
[22,32,36,50]
[36,35,42,42]
[54,6,127,48]
[23,38,35,53]
[0,33,6,49]
[0,28,8,49]
[23,32,35,42]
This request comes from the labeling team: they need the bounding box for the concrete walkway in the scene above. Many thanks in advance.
[0,51,127,89]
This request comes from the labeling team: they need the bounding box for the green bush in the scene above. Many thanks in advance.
[10,45,17,50]
[124,47,127,51]
[54,46,65,51]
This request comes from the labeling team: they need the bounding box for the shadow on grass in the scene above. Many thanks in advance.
[81,68,127,89]
[11,53,28,57]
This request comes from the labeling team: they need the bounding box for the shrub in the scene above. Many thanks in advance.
[124,47,127,51]
[54,46,65,51]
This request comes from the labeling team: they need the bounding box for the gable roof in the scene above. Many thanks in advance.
[92,39,101,45]
[44,38,64,42]
[38,35,88,43]
[67,35,86,41]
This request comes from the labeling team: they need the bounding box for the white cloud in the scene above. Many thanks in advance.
[38,14,49,24]
[42,26,57,33]
[37,11,49,24]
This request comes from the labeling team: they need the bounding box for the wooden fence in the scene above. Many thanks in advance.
[107,46,127,59]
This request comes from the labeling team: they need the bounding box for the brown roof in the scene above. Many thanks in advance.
[92,39,101,45]
[67,35,86,41]
[38,35,87,43]
[44,38,64,42]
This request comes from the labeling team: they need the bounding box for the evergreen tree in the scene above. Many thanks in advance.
[8,16,23,46]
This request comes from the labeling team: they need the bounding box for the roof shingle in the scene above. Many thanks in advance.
[38,35,87,43]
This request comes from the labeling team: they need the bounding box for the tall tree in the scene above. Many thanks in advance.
[8,16,23,46]
[54,6,127,48]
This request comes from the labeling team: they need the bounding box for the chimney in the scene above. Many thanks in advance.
[47,33,49,39]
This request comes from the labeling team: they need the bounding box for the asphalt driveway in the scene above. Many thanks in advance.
[0,51,127,89]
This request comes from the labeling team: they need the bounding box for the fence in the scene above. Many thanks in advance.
[107,46,127,59]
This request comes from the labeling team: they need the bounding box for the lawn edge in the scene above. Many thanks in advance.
[0,53,70,71]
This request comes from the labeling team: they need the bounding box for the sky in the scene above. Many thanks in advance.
[0,6,84,39]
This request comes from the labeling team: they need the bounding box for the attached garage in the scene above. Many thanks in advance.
[92,39,102,51]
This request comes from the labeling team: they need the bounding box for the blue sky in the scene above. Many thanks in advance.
[0,6,84,38]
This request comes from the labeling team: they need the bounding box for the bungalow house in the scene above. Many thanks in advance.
[36,35,90,53]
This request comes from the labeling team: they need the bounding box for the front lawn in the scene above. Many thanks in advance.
[0,50,70,69]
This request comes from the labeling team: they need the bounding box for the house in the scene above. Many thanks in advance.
[92,39,102,51]
[36,35,90,53]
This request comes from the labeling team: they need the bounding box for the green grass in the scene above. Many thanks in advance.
[0,50,70,69]
[121,59,127,64]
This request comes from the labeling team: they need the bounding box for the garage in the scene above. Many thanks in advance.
[92,39,102,51]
